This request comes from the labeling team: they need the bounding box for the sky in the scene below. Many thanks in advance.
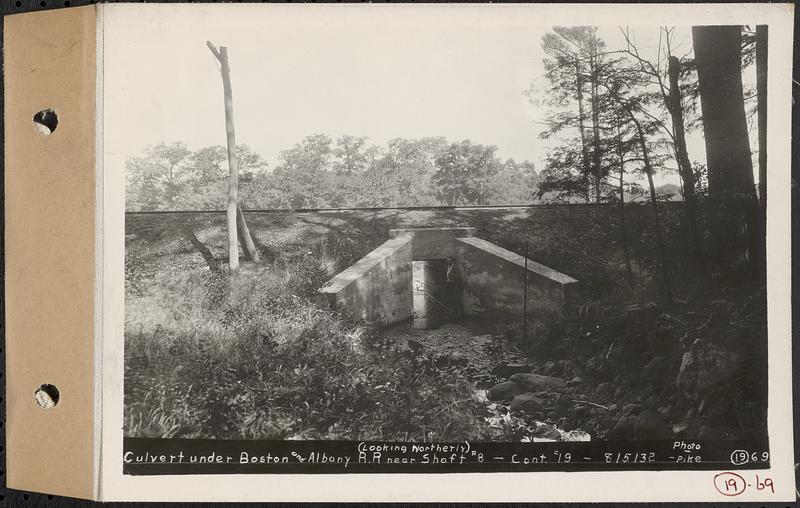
[103,4,760,187]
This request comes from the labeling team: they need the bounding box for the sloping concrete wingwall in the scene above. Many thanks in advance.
[456,236,578,318]
[319,236,413,327]
[319,226,578,328]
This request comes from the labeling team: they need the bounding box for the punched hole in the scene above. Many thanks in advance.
[34,384,60,409]
[33,109,58,135]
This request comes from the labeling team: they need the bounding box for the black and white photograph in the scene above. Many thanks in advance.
[116,6,776,474]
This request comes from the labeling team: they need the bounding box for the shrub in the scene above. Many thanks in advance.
[125,259,489,441]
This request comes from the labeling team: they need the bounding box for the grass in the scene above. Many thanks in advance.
[124,203,762,442]
[124,205,665,441]
[124,257,492,441]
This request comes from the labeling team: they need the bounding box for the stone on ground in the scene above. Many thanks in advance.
[675,339,742,395]
[510,393,545,414]
[508,373,566,392]
[487,381,524,402]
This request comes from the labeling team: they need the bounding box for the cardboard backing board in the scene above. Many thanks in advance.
[4,5,98,499]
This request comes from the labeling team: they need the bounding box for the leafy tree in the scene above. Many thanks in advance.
[328,136,383,207]
[536,27,620,202]
[126,142,192,211]
[535,27,648,205]
[332,135,373,175]
[364,137,445,207]
[433,140,501,205]
[127,136,540,210]
[184,144,266,210]
[270,134,334,208]
[617,28,699,205]
[601,66,674,302]
[617,27,705,275]
[486,159,539,205]
[654,183,682,200]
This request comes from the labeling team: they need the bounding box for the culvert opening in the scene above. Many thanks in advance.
[34,384,60,409]
[412,258,462,329]
[33,108,58,135]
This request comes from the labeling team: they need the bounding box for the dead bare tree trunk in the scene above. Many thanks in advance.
[617,28,704,277]
[667,57,695,201]
[207,41,260,270]
[667,56,704,276]
[631,116,672,304]
[236,205,260,263]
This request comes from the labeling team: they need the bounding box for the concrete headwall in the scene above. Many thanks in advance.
[319,236,413,327]
[321,226,578,328]
[456,236,578,319]
[389,227,475,260]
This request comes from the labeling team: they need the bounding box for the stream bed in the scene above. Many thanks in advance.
[380,319,593,442]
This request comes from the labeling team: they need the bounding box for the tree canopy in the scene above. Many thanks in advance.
[126,136,540,211]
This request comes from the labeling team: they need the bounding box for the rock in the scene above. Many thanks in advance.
[571,405,589,420]
[487,381,524,402]
[540,360,558,376]
[555,394,571,410]
[605,416,635,440]
[596,414,615,431]
[592,382,615,403]
[434,351,467,366]
[492,362,530,379]
[669,399,689,420]
[449,351,467,364]
[509,373,567,392]
[634,409,670,440]
[510,393,545,413]
[657,391,675,405]
[585,355,608,375]
[641,355,670,383]
[675,339,742,395]
[698,394,731,418]
[608,403,618,412]
[644,395,659,407]
[672,421,691,436]
[567,376,583,387]
[622,403,641,416]
[533,423,562,441]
